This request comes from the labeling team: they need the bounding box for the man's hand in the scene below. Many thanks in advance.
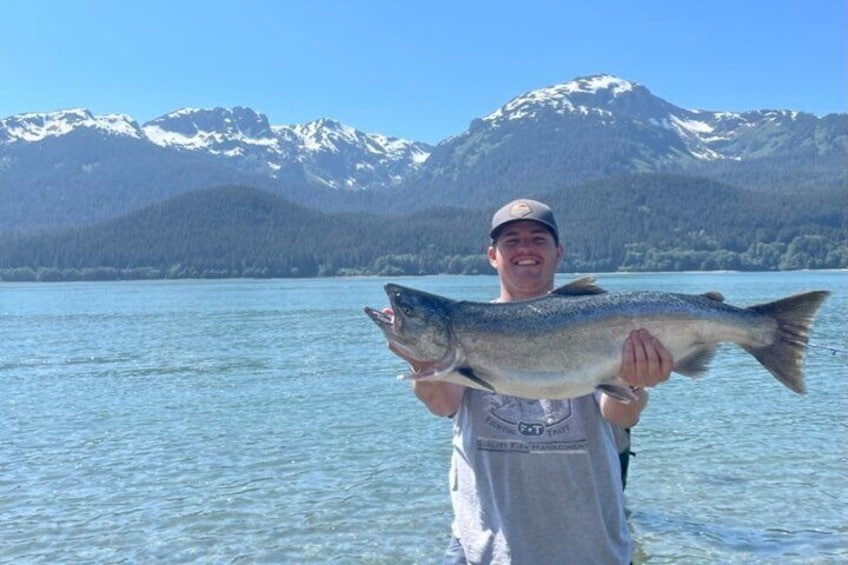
[382,308,464,417]
[602,329,673,427]
[619,329,673,388]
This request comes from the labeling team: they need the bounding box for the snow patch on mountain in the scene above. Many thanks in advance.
[485,86,611,124]
[282,118,428,160]
[142,107,279,153]
[143,123,280,152]
[562,74,636,96]
[482,74,643,128]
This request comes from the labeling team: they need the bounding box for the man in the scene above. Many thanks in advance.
[389,199,672,564]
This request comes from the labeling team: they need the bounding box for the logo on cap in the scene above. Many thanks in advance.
[509,202,533,218]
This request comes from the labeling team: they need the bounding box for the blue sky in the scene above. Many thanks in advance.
[1,0,845,144]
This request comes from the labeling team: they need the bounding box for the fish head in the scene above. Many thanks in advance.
[364,283,453,364]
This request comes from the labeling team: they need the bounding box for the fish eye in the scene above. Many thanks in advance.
[401,305,414,316]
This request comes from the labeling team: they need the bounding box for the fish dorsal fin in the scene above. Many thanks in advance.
[702,291,725,302]
[550,277,607,296]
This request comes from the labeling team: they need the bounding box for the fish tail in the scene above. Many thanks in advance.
[741,290,830,394]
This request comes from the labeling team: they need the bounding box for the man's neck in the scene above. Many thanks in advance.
[499,284,554,303]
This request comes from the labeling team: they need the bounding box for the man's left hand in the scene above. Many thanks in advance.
[619,329,673,389]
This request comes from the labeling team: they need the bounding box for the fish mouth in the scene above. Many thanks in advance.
[364,305,408,344]
[364,306,393,329]
[364,306,425,363]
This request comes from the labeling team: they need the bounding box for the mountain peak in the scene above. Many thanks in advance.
[0,108,142,143]
[143,106,272,140]
[307,117,343,129]
[292,117,351,139]
[484,74,647,126]
[564,74,638,96]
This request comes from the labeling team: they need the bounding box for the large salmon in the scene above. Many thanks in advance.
[364,278,829,400]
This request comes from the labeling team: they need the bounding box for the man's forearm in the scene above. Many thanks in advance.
[413,381,465,418]
[600,387,648,428]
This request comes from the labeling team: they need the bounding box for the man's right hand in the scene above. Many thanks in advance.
[381,307,464,417]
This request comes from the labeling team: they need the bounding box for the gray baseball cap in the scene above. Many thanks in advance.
[490,199,559,243]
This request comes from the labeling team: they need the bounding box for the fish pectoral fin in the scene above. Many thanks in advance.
[399,363,451,381]
[597,382,638,403]
[455,367,496,392]
[400,364,496,393]
[397,348,462,382]
[673,345,718,377]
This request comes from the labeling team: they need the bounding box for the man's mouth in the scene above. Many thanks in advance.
[514,257,541,266]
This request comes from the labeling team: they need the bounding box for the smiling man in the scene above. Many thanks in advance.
[394,198,673,564]
[487,199,564,302]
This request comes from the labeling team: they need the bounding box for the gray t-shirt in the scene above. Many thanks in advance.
[449,389,632,564]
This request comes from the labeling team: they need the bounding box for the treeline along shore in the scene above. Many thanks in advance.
[0,174,845,282]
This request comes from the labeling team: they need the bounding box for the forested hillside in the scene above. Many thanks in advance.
[0,186,492,280]
[0,174,844,281]
[545,174,845,271]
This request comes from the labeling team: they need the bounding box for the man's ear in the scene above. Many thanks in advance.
[487,245,498,269]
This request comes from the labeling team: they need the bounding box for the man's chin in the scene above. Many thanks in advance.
[509,267,547,279]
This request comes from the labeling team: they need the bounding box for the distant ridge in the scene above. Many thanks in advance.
[0,174,843,280]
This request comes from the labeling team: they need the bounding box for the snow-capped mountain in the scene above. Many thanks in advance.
[142,107,277,154]
[410,74,845,205]
[0,106,432,192]
[1,73,844,232]
[281,118,430,189]
[143,107,431,190]
[477,74,840,161]
[0,108,144,143]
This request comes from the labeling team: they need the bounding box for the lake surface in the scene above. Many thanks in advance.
[1,271,846,564]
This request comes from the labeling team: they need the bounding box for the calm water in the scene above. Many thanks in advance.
[1,272,846,564]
